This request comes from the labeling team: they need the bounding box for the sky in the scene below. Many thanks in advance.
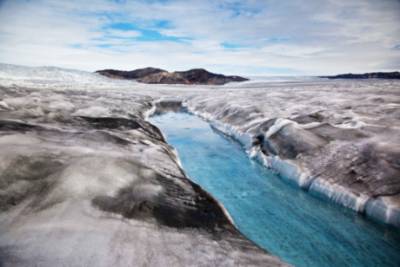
[0,0,399,75]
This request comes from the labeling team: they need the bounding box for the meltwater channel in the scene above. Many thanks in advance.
[149,112,400,267]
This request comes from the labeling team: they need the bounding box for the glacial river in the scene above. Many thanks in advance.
[150,112,400,267]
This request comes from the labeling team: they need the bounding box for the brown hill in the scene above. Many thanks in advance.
[96,67,248,85]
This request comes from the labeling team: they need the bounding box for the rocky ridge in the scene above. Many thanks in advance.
[96,67,249,85]
[321,71,400,79]
[96,67,166,79]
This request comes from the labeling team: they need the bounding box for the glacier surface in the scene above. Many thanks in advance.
[0,63,400,265]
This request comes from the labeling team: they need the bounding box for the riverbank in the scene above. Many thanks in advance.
[150,111,400,267]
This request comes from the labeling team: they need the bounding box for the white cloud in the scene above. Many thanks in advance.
[0,0,399,75]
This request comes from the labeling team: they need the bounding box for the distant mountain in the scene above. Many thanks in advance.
[96,67,248,85]
[96,67,166,79]
[320,71,400,79]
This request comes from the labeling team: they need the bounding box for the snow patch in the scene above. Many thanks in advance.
[72,106,111,117]
[265,118,294,138]
[48,100,75,112]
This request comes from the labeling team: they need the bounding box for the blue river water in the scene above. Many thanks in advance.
[150,112,400,267]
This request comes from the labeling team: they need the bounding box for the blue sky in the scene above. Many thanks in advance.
[0,0,399,75]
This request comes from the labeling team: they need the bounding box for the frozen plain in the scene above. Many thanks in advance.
[0,63,399,265]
